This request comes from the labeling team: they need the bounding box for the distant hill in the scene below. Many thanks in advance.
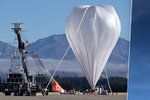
[0,41,16,58]
[0,34,129,64]
[27,34,129,77]
[28,34,74,60]
[0,34,129,77]
[28,34,129,64]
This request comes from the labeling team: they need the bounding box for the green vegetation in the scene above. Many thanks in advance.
[0,75,127,92]
[35,75,127,92]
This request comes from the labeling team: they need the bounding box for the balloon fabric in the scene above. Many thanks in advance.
[65,5,121,89]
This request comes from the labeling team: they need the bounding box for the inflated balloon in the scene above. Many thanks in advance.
[65,5,121,89]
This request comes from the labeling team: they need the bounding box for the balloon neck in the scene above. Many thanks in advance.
[91,87,96,90]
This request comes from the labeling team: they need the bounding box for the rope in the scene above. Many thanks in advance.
[32,56,50,81]
[45,7,89,89]
[30,51,51,80]
[104,68,112,95]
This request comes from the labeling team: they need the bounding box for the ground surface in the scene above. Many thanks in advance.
[0,93,126,100]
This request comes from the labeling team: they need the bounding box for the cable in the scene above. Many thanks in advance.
[30,51,58,84]
[45,7,89,89]
[104,68,112,95]
[32,56,50,81]
[45,47,70,89]
[30,52,51,80]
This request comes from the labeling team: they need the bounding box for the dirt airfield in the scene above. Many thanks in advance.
[0,93,126,100]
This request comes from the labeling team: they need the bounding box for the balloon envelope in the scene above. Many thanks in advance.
[65,5,121,89]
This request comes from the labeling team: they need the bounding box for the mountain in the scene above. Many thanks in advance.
[0,41,17,58]
[0,34,129,77]
[27,34,129,77]
[0,34,129,64]
[28,34,74,60]
[29,34,129,64]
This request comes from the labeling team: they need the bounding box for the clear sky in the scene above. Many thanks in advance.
[128,0,150,100]
[0,0,131,43]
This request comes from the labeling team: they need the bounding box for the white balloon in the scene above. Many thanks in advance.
[65,5,121,89]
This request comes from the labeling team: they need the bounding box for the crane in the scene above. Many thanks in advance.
[11,23,29,80]
[3,23,37,96]
[3,23,65,96]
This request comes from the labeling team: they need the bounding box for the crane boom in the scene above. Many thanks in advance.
[11,23,29,80]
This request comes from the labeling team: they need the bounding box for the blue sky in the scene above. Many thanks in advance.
[128,0,150,100]
[0,0,131,43]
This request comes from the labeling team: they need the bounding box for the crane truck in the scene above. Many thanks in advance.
[3,23,66,96]
[3,23,37,96]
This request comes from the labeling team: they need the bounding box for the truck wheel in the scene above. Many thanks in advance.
[14,92,18,96]
[5,92,11,96]
[19,92,24,96]
[25,91,31,96]
[31,92,36,96]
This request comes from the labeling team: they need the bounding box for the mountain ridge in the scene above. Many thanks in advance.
[0,34,129,64]
[0,34,129,77]
[28,34,129,64]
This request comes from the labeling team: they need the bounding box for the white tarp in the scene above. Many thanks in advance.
[65,5,121,89]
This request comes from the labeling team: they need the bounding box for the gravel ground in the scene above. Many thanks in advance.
[0,94,126,100]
